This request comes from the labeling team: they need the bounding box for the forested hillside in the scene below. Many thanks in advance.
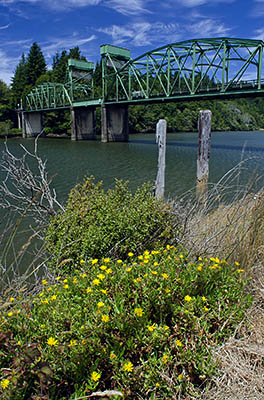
[1,42,264,135]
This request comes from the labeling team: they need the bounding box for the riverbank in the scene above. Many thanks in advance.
[0,168,264,399]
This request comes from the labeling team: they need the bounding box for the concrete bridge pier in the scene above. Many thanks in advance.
[22,112,43,138]
[101,104,129,142]
[71,106,96,141]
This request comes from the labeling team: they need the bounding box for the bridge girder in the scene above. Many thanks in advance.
[101,37,264,104]
[23,38,264,112]
[24,59,94,112]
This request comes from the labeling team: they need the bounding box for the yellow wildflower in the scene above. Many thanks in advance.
[69,339,77,347]
[100,265,107,270]
[1,379,10,389]
[134,307,144,317]
[110,352,116,359]
[176,340,182,347]
[80,259,85,264]
[197,265,203,271]
[51,295,57,301]
[162,273,168,279]
[184,295,192,302]
[201,296,207,302]
[97,301,104,308]
[100,289,108,295]
[148,323,156,332]
[204,306,209,312]
[92,259,98,265]
[106,268,112,274]
[237,269,244,273]
[151,270,158,275]
[55,276,61,280]
[7,312,13,317]
[102,314,110,322]
[92,279,100,286]
[117,259,123,264]
[63,279,68,283]
[123,361,133,372]
[86,287,92,293]
[178,374,183,381]
[138,255,143,260]
[82,339,87,345]
[161,353,168,363]
[10,297,15,302]
[42,279,47,285]
[97,274,105,280]
[47,337,58,346]
[128,252,134,257]
[91,371,101,382]
[64,284,69,289]
[126,267,132,272]
[103,258,110,263]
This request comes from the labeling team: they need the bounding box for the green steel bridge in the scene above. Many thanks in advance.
[24,37,264,112]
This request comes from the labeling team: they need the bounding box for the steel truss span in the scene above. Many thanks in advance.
[101,38,264,104]
[25,38,264,112]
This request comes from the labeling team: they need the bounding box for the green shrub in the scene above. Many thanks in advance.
[0,247,252,399]
[45,177,176,273]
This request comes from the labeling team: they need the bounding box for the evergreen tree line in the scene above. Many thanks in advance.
[1,41,264,136]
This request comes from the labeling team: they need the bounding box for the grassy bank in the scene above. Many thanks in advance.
[0,176,264,399]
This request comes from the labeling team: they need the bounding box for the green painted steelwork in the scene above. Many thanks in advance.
[25,58,94,111]
[24,38,264,112]
[101,38,264,105]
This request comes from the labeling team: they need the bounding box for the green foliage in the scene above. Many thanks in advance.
[0,248,252,399]
[45,178,175,272]
[24,42,46,87]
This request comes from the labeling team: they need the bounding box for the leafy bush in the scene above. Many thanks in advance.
[0,247,252,399]
[45,177,176,272]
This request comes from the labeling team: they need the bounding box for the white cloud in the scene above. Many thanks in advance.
[98,22,181,47]
[0,0,151,14]
[188,19,231,36]
[254,28,264,39]
[0,24,9,29]
[98,15,230,49]
[105,0,150,15]
[0,49,19,85]
[41,34,96,58]
[173,0,234,6]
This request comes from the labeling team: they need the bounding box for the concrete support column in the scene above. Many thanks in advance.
[22,112,43,138]
[101,104,129,143]
[71,106,96,141]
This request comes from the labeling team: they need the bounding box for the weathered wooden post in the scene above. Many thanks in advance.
[153,119,167,199]
[197,110,212,204]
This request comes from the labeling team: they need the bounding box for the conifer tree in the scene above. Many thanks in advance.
[25,42,46,87]
[11,53,27,108]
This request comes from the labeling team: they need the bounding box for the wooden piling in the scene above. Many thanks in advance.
[197,110,212,203]
[154,119,167,199]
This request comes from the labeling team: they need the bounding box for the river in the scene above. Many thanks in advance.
[1,130,264,202]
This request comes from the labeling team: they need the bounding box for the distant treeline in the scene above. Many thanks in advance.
[1,42,264,135]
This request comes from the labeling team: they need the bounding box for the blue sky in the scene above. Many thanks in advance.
[0,0,264,85]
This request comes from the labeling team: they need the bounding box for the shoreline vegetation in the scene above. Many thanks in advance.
[2,42,264,137]
[0,143,264,399]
